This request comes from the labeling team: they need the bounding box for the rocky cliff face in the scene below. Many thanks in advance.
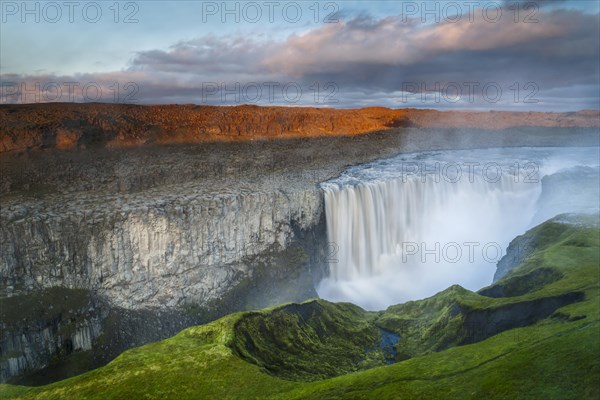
[0,288,105,383]
[1,186,323,309]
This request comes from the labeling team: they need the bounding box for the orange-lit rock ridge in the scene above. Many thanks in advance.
[1,103,598,153]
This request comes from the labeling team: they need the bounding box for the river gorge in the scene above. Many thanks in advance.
[1,122,599,385]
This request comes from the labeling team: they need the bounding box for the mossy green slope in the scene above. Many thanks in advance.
[1,214,598,399]
[229,301,388,380]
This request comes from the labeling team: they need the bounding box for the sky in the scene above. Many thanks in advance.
[1,0,599,110]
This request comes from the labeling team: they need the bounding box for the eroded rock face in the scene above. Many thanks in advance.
[0,288,105,383]
[1,187,323,309]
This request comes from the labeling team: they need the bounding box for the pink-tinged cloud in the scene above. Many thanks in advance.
[262,10,581,76]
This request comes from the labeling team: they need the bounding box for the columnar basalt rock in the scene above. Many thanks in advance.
[1,187,323,310]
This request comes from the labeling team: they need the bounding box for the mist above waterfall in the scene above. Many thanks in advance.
[317,147,600,310]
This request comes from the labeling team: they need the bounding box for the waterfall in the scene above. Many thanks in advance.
[324,176,539,281]
[317,147,600,310]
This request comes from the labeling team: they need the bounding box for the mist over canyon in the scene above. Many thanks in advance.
[0,105,599,388]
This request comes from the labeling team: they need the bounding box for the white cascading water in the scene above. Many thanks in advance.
[317,147,600,310]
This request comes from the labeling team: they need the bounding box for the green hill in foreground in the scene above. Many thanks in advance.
[2,214,599,399]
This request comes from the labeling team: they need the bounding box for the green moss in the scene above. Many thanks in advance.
[229,300,385,380]
[479,267,564,298]
[1,215,598,399]
[375,285,477,359]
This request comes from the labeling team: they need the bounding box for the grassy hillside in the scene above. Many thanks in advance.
[2,214,598,399]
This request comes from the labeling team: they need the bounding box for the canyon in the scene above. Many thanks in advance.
[0,104,598,384]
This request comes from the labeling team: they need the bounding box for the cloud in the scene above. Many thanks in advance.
[500,0,569,7]
[130,36,271,77]
[2,7,598,110]
[262,14,561,75]
[262,9,597,84]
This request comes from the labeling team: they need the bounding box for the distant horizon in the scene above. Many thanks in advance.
[1,101,599,114]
